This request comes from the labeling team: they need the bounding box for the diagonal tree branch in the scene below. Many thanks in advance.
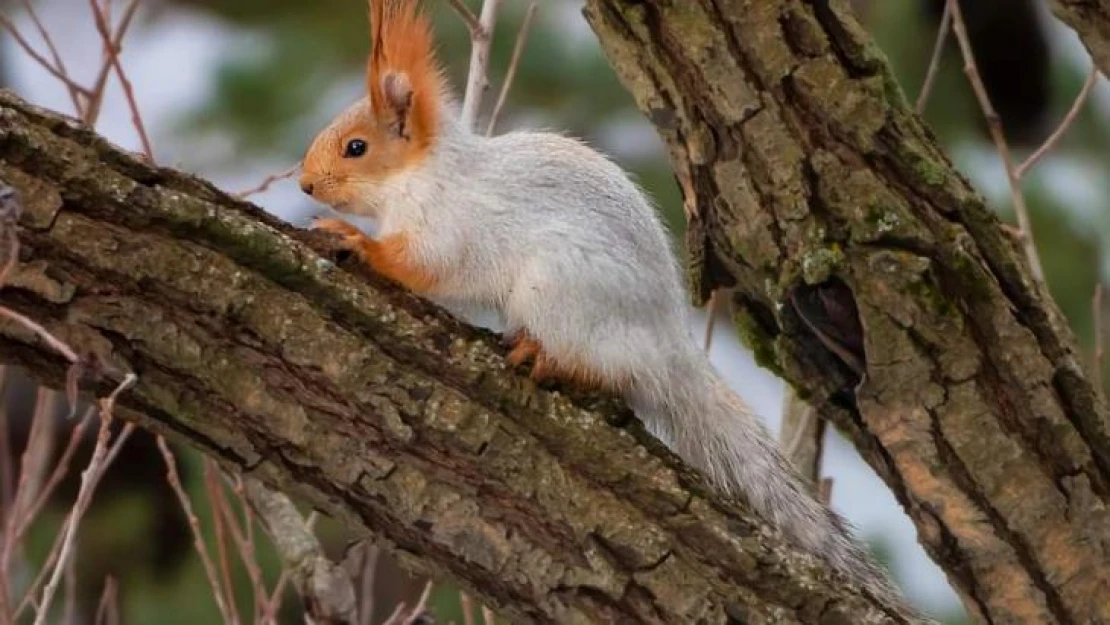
[582,2,1110,624]
[0,90,918,624]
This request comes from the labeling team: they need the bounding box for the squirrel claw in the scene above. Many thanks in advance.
[313,217,366,241]
[508,335,541,367]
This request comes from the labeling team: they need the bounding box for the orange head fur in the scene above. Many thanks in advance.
[299,0,444,217]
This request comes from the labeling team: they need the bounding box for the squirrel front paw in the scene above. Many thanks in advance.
[313,217,370,246]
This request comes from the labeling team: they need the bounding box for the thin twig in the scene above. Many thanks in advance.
[460,592,475,625]
[0,15,91,99]
[1016,67,1102,178]
[20,0,83,114]
[445,0,481,34]
[204,462,240,622]
[486,2,538,136]
[353,540,379,625]
[32,373,135,625]
[210,465,269,621]
[947,0,1044,283]
[915,0,950,115]
[11,407,96,550]
[84,0,141,125]
[158,436,238,624]
[0,306,80,363]
[459,0,500,130]
[703,289,721,353]
[14,419,134,622]
[234,164,300,199]
[1,230,20,292]
[1094,284,1104,380]
[88,0,154,160]
[93,577,119,625]
[778,387,826,494]
[402,581,435,625]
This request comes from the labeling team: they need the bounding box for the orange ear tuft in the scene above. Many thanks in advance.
[367,0,443,151]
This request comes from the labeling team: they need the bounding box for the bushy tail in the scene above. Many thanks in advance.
[630,351,911,612]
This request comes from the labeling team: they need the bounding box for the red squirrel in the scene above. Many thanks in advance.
[299,0,909,610]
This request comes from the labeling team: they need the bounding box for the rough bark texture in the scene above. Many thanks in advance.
[1049,0,1110,78]
[0,91,920,624]
[582,2,1110,625]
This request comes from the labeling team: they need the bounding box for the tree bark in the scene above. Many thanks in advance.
[582,2,1110,624]
[0,92,920,624]
[1049,0,1110,78]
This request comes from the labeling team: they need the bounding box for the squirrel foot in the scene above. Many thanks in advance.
[313,217,375,260]
[506,330,615,391]
[313,218,438,293]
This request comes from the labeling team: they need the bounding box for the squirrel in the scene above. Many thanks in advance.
[299,0,909,611]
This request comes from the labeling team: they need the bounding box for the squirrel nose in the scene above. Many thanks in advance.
[298,173,315,196]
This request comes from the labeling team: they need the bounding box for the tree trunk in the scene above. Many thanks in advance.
[0,91,919,624]
[582,2,1110,624]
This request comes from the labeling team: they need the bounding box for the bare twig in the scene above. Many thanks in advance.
[947,0,1044,283]
[209,464,269,622]
[1095,284,1104,379]
[1016,67,1102,178]
[445,0,481,34]
[10,407,96,553]
[158,436,238,624]
[0,366,12,513]
[460,592,475,625]
[349,540,379,625]
[703,289,722,353]
[915,0,950,115]
[0,306,80,363]
[20,0,83,114]
[0,14,92,100]
[402,581,435,625]
[235,164,300,199]
[14,421,134,622]
[778,387,826,494]
[84,0,141,124]
[459,0,501,130]
[93,577,119,625]
[381,580,435,625]
[204,462,239,622]
[32,373,136,625]
[88,0,154,160]
[486,2,538,136]
[243,476,357,624]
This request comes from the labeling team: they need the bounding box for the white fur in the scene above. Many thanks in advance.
[338,100,910,610]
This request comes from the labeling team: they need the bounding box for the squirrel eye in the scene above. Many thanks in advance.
[343,139,368,158]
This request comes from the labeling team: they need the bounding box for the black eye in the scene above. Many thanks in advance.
[344,139,367,158]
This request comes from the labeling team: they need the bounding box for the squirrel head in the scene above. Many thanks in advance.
[299,0,444,217]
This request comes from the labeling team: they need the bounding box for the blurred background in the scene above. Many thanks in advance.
[1,0,1108,623]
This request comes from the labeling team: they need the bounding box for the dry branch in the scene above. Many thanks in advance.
[0,90,916,624]
[582,2,1110,624]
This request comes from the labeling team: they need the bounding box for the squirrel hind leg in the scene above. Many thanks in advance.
[506,331,624,393]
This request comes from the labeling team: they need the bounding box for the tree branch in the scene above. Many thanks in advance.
[0,90,916,624]
[582,1,1110,624]
[1049,0,1110,78]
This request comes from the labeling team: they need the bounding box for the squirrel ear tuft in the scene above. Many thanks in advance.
[381,71,414,138]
